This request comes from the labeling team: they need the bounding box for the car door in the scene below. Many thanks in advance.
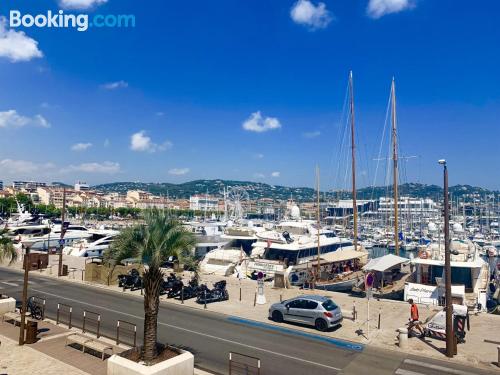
[301,300,319,325]
[284,299,305,323]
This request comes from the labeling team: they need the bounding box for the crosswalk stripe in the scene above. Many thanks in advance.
[395,369,425,375]
[403,359,474,375]
[0,281,19,287]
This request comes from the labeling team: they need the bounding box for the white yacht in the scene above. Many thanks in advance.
[404,239,490,311]
[63,231,119,257]
[22,224,94,251]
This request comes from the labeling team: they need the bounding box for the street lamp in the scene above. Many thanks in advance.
[439,159,454,358]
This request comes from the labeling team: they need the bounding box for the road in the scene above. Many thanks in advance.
[0,267,497,375]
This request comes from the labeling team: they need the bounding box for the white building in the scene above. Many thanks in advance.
[378,197,438,218]
[75,181,90,192]
[189,195,219,211]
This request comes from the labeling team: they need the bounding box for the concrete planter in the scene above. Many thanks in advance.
[107,348,194,375]
[0,297,16,315]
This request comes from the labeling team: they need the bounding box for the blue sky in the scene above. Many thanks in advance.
[0,0,499,190]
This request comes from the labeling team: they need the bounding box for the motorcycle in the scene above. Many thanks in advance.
[118,268,143,291]
[166,278,184,298]
[196,280,229,304]
[160,273,179,295]
[177,277,200,300]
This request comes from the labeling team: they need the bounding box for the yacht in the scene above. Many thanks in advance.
[62,231,119,257]
[22,224,94,251]
[404,239,490,311]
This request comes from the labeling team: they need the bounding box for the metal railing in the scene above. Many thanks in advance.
[82,310,101,338]
[56,303,72,328]
[229,352,261,375]
[116,320,137,347]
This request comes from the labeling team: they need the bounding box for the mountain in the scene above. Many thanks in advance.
[93,180,499,202]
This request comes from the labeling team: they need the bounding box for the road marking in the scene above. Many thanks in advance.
[228,316,364,352]
[0,281,19,287]
[403,359,474,375]
[31,288,342,372]
[395,369,424,375]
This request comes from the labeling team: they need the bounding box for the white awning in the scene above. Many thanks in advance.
[363,254,409,272]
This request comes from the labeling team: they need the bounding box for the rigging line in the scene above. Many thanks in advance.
[332,80,350,193]
[334,94,351,194]
[371,88,392,201]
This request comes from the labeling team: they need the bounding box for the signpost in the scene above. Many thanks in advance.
[256,272,266,305]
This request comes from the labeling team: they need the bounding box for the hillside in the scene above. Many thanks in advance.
[93,180,499,202]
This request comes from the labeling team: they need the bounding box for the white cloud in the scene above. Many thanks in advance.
[0,159,55,175]
[271,171,281,178]
[242,111,281,133]
[103,139,110,147]
[61,161,120,174]
[100,80,128,90]
[367,0,415,18]
[253,173,265,179]
[0,110,51,129]
[303,130,321,138]
[71,142,93,151]
[59,0,107,9]
[0,18,43,62]
[253,153,264,159]
[290,0,332,30]
[168,168,190,176]
[130,130,172,153]
[155,111,165,117]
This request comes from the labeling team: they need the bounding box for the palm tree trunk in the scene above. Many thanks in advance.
[142,265,163,363]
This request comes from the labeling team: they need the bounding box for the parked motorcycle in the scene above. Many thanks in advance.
[196,280,229,304]
[160,273,179,295]
[118,268,143,291]
[166,278,184,298]
[176,277,200,300]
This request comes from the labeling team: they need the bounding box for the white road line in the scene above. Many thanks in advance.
[0,281,19,287]
[403,359,474,375]
[395,369,425,375]
[31,288,341,372]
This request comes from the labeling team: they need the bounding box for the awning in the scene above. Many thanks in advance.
[363,254,409,272]
[294,249,367,269]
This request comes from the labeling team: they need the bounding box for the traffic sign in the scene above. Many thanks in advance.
[365,272,374,290]
[58,239,65,246]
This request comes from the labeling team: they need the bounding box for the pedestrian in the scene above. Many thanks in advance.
[407,299,424,338]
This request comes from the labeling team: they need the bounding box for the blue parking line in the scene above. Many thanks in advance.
[227,316,364,352]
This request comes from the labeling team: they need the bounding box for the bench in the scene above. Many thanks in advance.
[2,312,35,325]
[65,333,113,360]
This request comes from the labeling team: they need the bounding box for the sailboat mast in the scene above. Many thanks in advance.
[316,165,321,275]
[349,71,358,251]
[391,77,399,256]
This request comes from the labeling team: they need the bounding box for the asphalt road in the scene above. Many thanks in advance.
[0,267,497,375]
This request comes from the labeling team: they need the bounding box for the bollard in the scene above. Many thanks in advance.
[204,290,207,309]
[497,346,500,368]
[352,301,357,321]
[81,269,84,281]
[378,307,381,329]
[280,294,282,303]
[239,287,242,302]
[181,288,184,304]
[398,327,408,350]
[253,289,257,307]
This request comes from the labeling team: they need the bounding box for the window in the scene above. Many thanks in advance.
[287,300,303,309]
[322,299,338,311]
[304,300,318,309]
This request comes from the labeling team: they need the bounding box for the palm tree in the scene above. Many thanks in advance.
[105,209,196,363]
[0,228,17,265]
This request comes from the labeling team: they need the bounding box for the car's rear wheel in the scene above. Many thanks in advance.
[272,310,283,323]
[315,318,328,331]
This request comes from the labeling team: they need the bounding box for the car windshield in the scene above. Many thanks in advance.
[322,299,338,311]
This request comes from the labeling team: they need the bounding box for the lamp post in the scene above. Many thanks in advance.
[439,159,454,358]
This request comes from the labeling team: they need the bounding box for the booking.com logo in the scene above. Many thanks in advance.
[9,10,135,32]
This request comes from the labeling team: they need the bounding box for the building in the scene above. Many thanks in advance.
[75,181,90,192]
[13,181,47,192]
[0,181,3,190]
[378,197,437,219]
[326,200,379,218]
[189,195,219,211]
[126,190,167,209]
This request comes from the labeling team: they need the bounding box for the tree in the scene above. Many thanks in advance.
[105,209,196,363]
[0,228,18,264]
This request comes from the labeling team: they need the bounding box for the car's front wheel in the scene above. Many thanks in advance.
[272,310,284,323]
[315,318,328,331]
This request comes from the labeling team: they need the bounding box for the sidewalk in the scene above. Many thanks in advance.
[3,256,500,371]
